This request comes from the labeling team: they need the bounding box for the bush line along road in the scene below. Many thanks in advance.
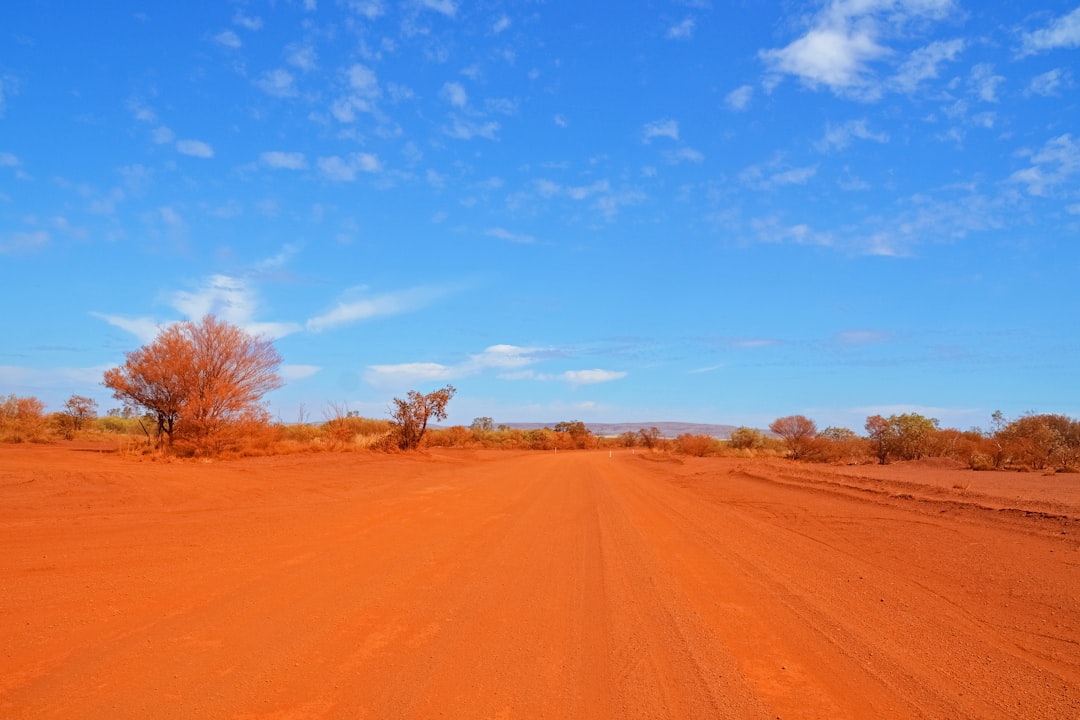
[1,445,1078,718]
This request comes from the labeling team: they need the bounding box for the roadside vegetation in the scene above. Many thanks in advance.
[2,315,1078,471]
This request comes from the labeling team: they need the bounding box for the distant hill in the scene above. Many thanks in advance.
[498,421,740,439]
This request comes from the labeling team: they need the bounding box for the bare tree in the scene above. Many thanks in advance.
[638,426,661,450]
[389,385,456,450]
[769,415,818,460]
[63,395,98,431]
[103,315,282,450]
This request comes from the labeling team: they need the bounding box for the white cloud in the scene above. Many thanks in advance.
[152,126,175,144]
[347,1,383,19]
[365,362,456,384]
[816,119,889,151]
[643,119,679,142]
[0,74,18,119]
[419,0,457,17]
[725,84,753,111]
[969,63,1004,103]
[176,139,214,158]
[170,274,303,339]
[440,81,468,108]
[667,18,695,40]
[664,147,705,164]
[492,15,511,33]
[328,65,383,122]
[348,64,379,95]
[1027,68,1069,97]
[366,344,611,387]
[751,216,833,246]
[486,227,535,244]
[0,230,49,254]
[760,24,888,96]
[740,162,818,189]
[0,364,114,393]
[256,69,298,98]
[444,117,500,140]
[214,30,242,49]
[307,286,446,332]
[562,369,627,385]
[891,38,964,93]
[1010,134,1080,197]
[260,151,307,170]
[90,313,161,343]
[287,45,318,72]
[1021,6,1080,56]
[317,153,382,181]
[469,345,545,370]
[233,11,263,30]
[760,0,958,99]
[0,151,19,167]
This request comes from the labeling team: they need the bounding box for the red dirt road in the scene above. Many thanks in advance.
[2,446,1078,718]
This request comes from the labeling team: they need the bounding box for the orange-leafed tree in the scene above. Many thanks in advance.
[103,315,282,450]
[389,385,456,450]
[769,414,819,460]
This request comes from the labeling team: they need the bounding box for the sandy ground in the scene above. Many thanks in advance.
[1,445,1077,719]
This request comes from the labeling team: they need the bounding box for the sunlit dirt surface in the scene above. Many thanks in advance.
[2,444,1078,719]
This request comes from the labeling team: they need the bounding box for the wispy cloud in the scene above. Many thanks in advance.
[666,18,695,40]
[440,81,468,108]
[330,64,382,122]
[968,63,1004,103]
[0,364,114,392]
[1020,6,1080,56]
[90,313,161,343]
[816,119,889,152]
[260,151,308,170]
[365,344,624,388]
[0,230,49,254]
[486,227,536,244]
[740,160,818,190]
[1010,134,1080,196]
[750,216,832,246]
[643,119,679,143]
[213,30,242,49]
[233,10,263,31]
[317,153,382,181]
[890,38,964,94]
[1027,68,1070,97]
[176,139,214,158]
[256,69,298,98]
[760,0,958,99]
[664,147,704,164]
[562,369,627,385]
[419,0,457,17]
[443,117,500,141]
[725,85,753,111]
[307,285,450,332]
[0,73,20,119]
[171,275,302,339]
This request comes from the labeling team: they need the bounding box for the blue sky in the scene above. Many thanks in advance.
[1,0,1078,431]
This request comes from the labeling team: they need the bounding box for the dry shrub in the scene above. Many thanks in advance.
[321,416,393,450]
[0,394,48,443]
[425,425,471,448]
[675,433,721,457]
